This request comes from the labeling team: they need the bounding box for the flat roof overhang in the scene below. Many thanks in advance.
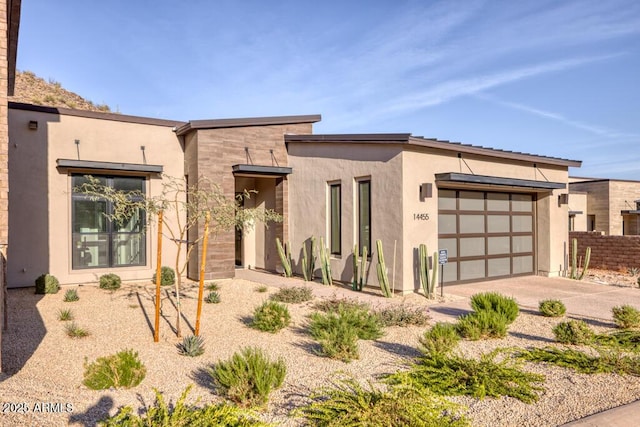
[57,159,163,174]
[232,164,292,178]
[435,172,566,192]
[569,211,584,215]
[621,210,640,215]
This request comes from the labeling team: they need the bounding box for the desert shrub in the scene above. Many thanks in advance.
[35,273,59,294]
[311,317,360,362]
[519,346,640,376]
[612,305,640,329]
[270,286,314,304]
[151,266,175,286]
[457,310,508,340]
[205,291,221,304]
[553,320,594,344]
[539,299,566,317]
[374,305,430,327]
[99,273,121,290]
[298,377,468,427]
[255,285,268,293]
[177,335,205,357]
[63,289,79,302]
[206,281,220,291]
[470,292,519,324]
[58,308,74,321]
[595,330,640,351]
[101,385,269,427]
[313,296,370,313]
[83,349,146,390]
[420,322,460,355]
[309,305,383,341]
[251,301,291,333]
[209,347,285,407]
[65,322,90,338]
[386,349,545,403]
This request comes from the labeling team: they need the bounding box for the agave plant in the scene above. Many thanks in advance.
[176,335,205,357]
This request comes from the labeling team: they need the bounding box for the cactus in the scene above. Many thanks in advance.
[570,238,591,281]
[376,239,392,298]
[276,238,293,277]
[419,244,437,299]
[352,244,368,291]
[302,237,316,282]
[319,237,333,286]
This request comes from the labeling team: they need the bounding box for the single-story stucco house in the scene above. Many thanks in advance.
[7,101,582,294]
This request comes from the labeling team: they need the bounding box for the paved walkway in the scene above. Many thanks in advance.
[235,268,640,426]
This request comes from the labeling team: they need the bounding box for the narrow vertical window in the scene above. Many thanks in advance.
[329,183,341,255]
[358,180,371,255]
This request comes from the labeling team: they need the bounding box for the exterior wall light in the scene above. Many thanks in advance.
[28,120,38,130]
[420,183,433,201]
[558,193,569,205]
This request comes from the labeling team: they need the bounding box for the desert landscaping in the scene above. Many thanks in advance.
[1,269,640,426]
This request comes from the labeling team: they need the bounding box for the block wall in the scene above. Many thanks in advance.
[570,231,640,270]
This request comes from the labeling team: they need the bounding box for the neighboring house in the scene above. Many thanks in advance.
[287,134,580,292]
[569,177,640,235]
[1,0,22,373]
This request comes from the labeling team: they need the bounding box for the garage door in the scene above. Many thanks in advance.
[438,189,535,284]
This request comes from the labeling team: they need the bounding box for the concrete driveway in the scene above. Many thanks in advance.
[440,275,640,322]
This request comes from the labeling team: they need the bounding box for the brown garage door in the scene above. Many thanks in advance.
[438,189,535,284]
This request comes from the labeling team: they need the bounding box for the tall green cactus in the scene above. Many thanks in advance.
[376,239,392,298]
[419,244,437,299]
[570,237,591,281]
[319,237,333,286]
[352,244,368,291]
[302,236,316,282]
[276,238,292,277]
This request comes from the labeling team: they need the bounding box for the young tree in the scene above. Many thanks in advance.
[76,174,282,337]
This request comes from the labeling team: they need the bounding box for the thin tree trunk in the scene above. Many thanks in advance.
[154,211,164,342]
[195,212,211,336]
[175,242,182,338]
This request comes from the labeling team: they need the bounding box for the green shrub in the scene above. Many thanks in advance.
[595,330,640,351]
[65,322,90,338]
[298,377,469,427]
[309,305,383,341]
[612,305,640,329]
[83,349,146,390]
[99,273,121,290]
[553,320,594,344]
[374,305,430,327]
[255,285,268,293]
[63,289,79,302]
[35,274,59,294]
[313,297,370,313]
[539,299,566,317]
[251,301,291,333]
[209,347,285,408]
[470,292,519,324]
[420,322,460,355]
[519,346,640,376]
[177,335,205,357]
[206,281,220,291]
[457,310,508,340]
[205,291,221,304]
[270,286,314,304]
[151,266,176,286]
[311,317,360,362]
[101,385,270,427]
[58,308,74,321]
[386,349,545,403]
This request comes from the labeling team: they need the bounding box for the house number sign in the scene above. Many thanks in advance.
[413,213,430,221]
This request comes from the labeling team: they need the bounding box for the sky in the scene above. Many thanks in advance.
[16,0,640,179]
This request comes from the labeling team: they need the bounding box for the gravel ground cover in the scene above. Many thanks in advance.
[1,271,640,426]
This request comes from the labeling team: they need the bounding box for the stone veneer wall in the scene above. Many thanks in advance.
[570,231,640,271]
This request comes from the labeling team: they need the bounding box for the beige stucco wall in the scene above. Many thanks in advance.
[288,143,404,291]
[570,180,610,234]
[569,192,587,232]
[8,108,185,287]
[290,141,572,294]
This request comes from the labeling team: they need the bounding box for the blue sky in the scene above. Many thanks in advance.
[16,0,640,179]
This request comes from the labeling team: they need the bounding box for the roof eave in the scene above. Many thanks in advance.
[176,114,322,136]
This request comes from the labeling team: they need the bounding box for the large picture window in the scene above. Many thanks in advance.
[329,183,341,255]
[72,175,146,269]
[357,179,371,254]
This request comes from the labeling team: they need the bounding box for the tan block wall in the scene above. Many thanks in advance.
[570,181,610,234]
[0,0,8,371]
[8,108,185,287]
[609,181,640,235]
[570,231,640,271]
[187,122,312,280]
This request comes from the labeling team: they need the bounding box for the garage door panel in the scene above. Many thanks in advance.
[459,215,485,233]
[438,238,457,258]
[488,257,511,277]
[460,260,485,281]
[459,237,485,257]
[513,255,534,274]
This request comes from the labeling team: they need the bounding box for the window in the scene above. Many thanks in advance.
[357,179,371,254]
[72,175,146,269]
[587,215,596,232]
[329,183,341,255]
